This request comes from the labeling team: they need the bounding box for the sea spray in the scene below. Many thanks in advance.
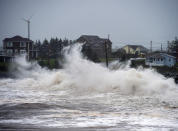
[7,44,178,96]
[0,44,178,129]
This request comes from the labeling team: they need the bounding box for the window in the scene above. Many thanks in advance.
[7,42,13,47]
[149,58,153,63]
[15,49,18,54]
[6,49,13,55]
[20,42,26,47]
[20,50,26,54]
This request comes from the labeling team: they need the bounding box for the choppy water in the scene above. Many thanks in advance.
[0,45,178,130]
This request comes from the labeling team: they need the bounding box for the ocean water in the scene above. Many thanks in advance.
[0,45,178,130]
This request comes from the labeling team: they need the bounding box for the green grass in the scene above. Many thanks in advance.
[99,58,118,62]
[38,58,59,69]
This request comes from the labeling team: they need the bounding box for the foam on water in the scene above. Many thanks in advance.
[0,44,178,129]
[0,44,177,107]
[2,44,178,96]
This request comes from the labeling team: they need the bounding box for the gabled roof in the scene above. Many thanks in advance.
[147,53,176,59]
[3,35,33,42]
[79,35,99,42]
[161,53,176,58]
[149,53,164,59]
[77,35,112,45]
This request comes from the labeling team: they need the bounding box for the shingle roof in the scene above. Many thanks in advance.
[147,53,176,59]
[80,35,99,42]
[3,35,33,42]
[77,35,111,45]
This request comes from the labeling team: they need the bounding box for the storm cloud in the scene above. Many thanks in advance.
[0,0,178,49]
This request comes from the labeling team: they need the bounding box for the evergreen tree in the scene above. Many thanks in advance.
[168,37,178,53]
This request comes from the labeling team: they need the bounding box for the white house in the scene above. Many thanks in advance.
[146,53,176,67]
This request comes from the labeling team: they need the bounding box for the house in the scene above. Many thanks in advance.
[3,35,38,59]
[76,35,112,59]
[0,47,5,56]
[122,45,149,55]
[0,47,13,62]
[146,53,176,67]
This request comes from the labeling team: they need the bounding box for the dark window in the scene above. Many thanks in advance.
[20,42,26,47]
[7,42,13,47]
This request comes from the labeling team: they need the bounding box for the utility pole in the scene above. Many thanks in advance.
[150,41,152,53]
[22,18,31,39]
[105,40,108,67]
[105,35,110,67]
[161,43,163,52]
[167,41,170,53]
[27,20,30,61]
[28,20,30,40]
[108,34,110,40]
[22,17,32,61]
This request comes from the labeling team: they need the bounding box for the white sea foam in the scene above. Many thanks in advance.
[0,45,178,129]
[6,44,177,97]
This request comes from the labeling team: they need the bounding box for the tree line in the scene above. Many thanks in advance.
[34,37,74,60]
[34,37,101,62]
[168,37,178,54]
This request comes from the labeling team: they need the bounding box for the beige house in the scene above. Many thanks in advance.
[122,45,149,55]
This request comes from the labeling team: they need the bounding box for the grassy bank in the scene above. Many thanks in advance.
[99,58,118,63]
[0,58,61,72]
[0,62,9,72]
[38,59,61,69]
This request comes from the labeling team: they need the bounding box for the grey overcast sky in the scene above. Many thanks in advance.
[0,0,178,49]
